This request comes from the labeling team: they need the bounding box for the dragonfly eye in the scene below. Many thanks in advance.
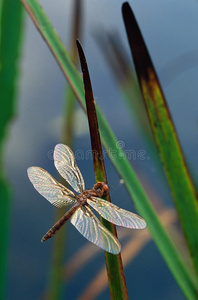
[93,182,109,197]
[103,184,109,195]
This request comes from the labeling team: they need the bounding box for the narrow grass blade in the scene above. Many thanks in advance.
[76,40,107,182]
[20,0,85,106]
[21,1,198,298]
[62,0,83,146]
[77,40,128,300]
[122,2,198,282]
[0,1,24,298]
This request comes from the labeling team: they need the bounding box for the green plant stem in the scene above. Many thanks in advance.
[77,40,128,299]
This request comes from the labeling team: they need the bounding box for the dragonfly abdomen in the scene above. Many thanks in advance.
[41,203,80,242]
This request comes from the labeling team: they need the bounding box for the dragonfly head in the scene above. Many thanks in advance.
[93,181,109,198]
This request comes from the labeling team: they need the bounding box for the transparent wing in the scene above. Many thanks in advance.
[70,206,121,254]
[27,167,76,208]
[87,198,146,229]
[54,144,85,193]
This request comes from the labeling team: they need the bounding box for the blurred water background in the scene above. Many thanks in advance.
[5,0,198,299]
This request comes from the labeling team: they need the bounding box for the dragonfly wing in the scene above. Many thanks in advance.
[70,206,121,254]
[87,198,146,229]
[27,167,76,208]
[54,144,85,193]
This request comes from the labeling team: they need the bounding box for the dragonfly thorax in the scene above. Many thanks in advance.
[76,192,89,205]
[76,182,109,206]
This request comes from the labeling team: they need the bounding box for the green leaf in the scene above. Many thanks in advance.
[0,0,24,298]
[122,1,198,285]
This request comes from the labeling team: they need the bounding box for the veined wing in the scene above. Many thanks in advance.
[70,206,121,254]
[54,144,85,193]
[87,198,146,229]
[27,167,76,208]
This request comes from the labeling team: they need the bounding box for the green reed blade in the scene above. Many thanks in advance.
[0,1,24,298]
[122,1,198,285]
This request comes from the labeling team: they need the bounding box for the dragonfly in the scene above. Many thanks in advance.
[27,144,146,254]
